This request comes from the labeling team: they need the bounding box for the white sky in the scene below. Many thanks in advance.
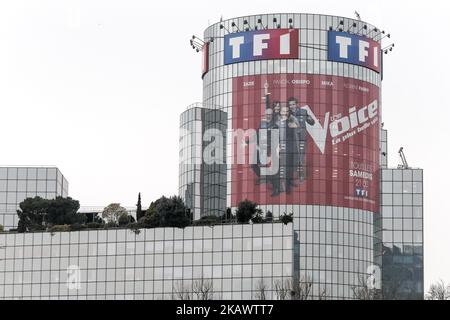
[1,0,449,291]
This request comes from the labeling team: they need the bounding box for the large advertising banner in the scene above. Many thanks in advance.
[231,74,380,212]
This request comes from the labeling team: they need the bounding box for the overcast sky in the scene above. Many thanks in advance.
[1,0,449,291]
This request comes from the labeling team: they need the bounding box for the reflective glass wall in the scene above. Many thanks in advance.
[179,105,227,219]
[380,168,424,299]
[0,167,69,230]
[0,223,293,300]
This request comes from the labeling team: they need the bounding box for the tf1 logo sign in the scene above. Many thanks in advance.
[224,29,299,65]
[328,31,381,73]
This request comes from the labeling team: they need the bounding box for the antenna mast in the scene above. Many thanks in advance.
[398,147,410,169]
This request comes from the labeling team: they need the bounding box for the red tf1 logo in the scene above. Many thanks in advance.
[224,29,299,65]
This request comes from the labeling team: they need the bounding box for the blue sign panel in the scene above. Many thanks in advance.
[224,29,299,65]
[328,31,381,73]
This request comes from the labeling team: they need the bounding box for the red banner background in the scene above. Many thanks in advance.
[231,74,380,212]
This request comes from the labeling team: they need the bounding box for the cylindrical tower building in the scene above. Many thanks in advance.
[201,13,382,299]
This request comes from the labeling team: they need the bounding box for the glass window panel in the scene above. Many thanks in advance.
[393,170,402,181]
[383,231,392,242]
[413,232,423,243]
[404,231,413,243]
[382,170,392,181]
[253,237,262,250]
[223,226,232,238]
[393,182,402,194]
[413,170,423,181]
[154,241,163,253]
[413,219,423,230]
[412,182,423,194]
[413,207,422,218]
[223,239,232,251]
[37,168,47,180]
[404,219,413,230]
[382,194,392,206]
[382,182,392,193]
[47,168,57,180]
[403,182,413,193]
[413,194,423,206]
[0,168,7,179]
[393,194,403,206]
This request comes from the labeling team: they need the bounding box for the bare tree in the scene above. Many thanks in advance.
[426,280,450,300]
[193,278,214,300]
[274,279,290,300]
[274,277,327,300]
[352,275,382,300]
[254,279,268,300]
[290,276,313,300]
[172,281,193,300]
[317,287,328,300]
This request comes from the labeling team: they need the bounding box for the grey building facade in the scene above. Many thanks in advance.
[375,127,424,300]
[0,223,293,300]
[179,104,227,220]
[0,167,69,231]
[380,168,424,299]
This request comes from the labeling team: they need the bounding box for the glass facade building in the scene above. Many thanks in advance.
[0,223,293,300]
[0,167,69,231]
[0,13,424,301]
[192,13,384,299]
[380,168,424,299]
[179,104,227,220]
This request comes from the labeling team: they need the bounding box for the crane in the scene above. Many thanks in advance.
[398,147,410,169]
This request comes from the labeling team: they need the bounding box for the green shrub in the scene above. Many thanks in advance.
[118,214,128,226]
[279,212,293,225]
[193,215,221,226]
[46,197,84,225]
[138,213,160,228]
[127,222,142,235]
[221,208,236,223]
[0,224,4,232]
[265,211,273,222]
[86,222,104,229]
[105,221,118,229]
[118,214,135,226]
[48,225,71,233]
[30,224,46,232]
[236,200,260,223]
[127,222,141,229]
[236,200,263,224]
[251,212,264,224]
[70,223,86,231]
[146,196,190,228]
[17,196,83,232]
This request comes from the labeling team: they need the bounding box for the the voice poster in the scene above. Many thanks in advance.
[231,74,380,213]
